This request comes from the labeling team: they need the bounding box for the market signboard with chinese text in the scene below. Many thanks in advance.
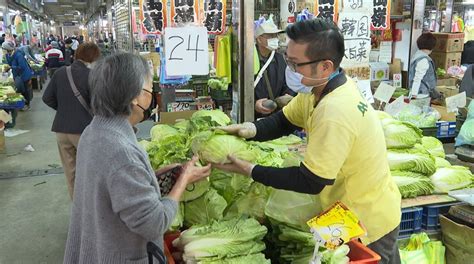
[314,0,339,22]
[171,0,199,25]
[339,11,371,65]
[202,0,227,34]
[139,0,168,35]
[371,0,391,30]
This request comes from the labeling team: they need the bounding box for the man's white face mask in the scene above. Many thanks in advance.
[267,38,279,51]
[285,66,313,94]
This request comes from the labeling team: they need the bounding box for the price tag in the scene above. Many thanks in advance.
[445,92,467,113]
[164,26,209,76]
[374,82,396,103]
[168,102,192,112]
[356,79,374,103]
[385,95,407,117]
[393,73,402,88]
[196,102,214,110]
[307,202,366,250]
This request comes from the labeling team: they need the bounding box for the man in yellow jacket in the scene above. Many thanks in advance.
[216,18,402,264]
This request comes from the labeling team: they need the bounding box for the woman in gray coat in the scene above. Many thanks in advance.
[63,53,211,264]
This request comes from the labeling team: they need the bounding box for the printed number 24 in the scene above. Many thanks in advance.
[168,34,204,62]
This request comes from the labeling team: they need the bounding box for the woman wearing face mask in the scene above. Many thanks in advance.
[63,53,211,264]
[43,43,101,199]
[254,22,294,119]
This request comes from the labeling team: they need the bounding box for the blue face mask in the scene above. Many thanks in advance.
[285,66,313,94]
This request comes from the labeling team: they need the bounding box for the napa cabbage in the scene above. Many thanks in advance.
[430,166,473,193]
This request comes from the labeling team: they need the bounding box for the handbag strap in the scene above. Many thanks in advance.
[66,66,93,116]
[263,70,275,100]
[147,241,167,264]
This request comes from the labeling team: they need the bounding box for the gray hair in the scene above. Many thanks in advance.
[89,53,152,117]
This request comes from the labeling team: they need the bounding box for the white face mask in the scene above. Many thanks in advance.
[267,38,279,50]
[285,66,313,94]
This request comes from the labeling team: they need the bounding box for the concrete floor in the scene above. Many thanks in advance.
[0,89,70,264]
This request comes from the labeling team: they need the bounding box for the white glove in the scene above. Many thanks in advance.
[217,122,257,139]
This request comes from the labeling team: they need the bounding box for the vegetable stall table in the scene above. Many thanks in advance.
[0,99,25,128]
[30,64,47,91]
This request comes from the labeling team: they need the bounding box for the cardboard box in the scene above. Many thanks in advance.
[369,62,390,81]
[432,105,456,121]
[158,110,196,124]
[430,52,462,71]
[440,215,474,264]
[437,85,459,98]
[437,77,458,86]
[432,32,465,52]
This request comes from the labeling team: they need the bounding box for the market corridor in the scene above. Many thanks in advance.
[0,89,70,263]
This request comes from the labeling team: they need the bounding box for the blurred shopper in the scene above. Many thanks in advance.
[2,40,34,110]
[408,33,441,101]
[45,41,64,77]
[63,38,75,66]
[18,41,40,63]
[63,53,211,263]
[42,43,101,199]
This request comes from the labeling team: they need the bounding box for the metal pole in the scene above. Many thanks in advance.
[128,0,134,52]
[231,0,254,123]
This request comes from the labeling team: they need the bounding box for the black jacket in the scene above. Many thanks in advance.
[43,60,92,134]
[254,49,292,119]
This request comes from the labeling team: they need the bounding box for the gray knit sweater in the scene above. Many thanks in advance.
[63,116,178,264]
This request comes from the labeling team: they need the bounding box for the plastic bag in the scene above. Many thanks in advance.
[396,104,441,128]
[399,233,446,264]
[455,100,474,147]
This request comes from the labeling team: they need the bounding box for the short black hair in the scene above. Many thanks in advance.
[1,34,5,37]
[65,38,73,44]
[417,33,437,50]
[286,18,345,68]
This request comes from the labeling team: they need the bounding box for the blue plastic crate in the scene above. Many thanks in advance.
[0,100,25,110]
[436,121,456,138]
[399,207,423,238]
[421,202,463,230]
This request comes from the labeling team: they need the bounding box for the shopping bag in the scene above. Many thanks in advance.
[424,241,446,264]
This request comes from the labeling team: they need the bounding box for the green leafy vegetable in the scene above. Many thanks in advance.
[197,254,270,264]
[421,137,445,158]
[184,188,227,226]
[192,132,258,164]
[174,217,268,262]
[381,118,422,149]
[210,169,253,204]
[268,134,303,145]
[321,245,350,264]
[150,124,179,143]
[387,147,436,175]
[265,189,322,230]
[391,171,434,198]
[182,179,210,202]
[225,182,270,220]
[169,202,184,231]
[435,157,451,168]
[430,166,473,193]
[147,134,189,169]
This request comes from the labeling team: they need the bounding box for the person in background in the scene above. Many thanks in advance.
[254,21,293,119]
[71,36,79,51]
[43,43,101,199]
[216,19,401,264]
[460,65,473,98]
[2,41,34,110]
[63,38,75,66]
[408,33,441,101]
[461,40,474,66]
[0,34,6,46]
[18,41,40,64]
[63,53,211,263]
[45,41,64,77]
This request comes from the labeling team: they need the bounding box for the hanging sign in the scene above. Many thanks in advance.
[164,26,210,76]
[371,0,391,30]
[342,0,373,12]
[314,0,339,22]
[139,0,168,34]
[171,0,199,25]
[339,12,371,64]
[202,0,227,34]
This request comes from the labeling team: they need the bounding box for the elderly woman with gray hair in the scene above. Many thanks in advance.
[63,53,211,264]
